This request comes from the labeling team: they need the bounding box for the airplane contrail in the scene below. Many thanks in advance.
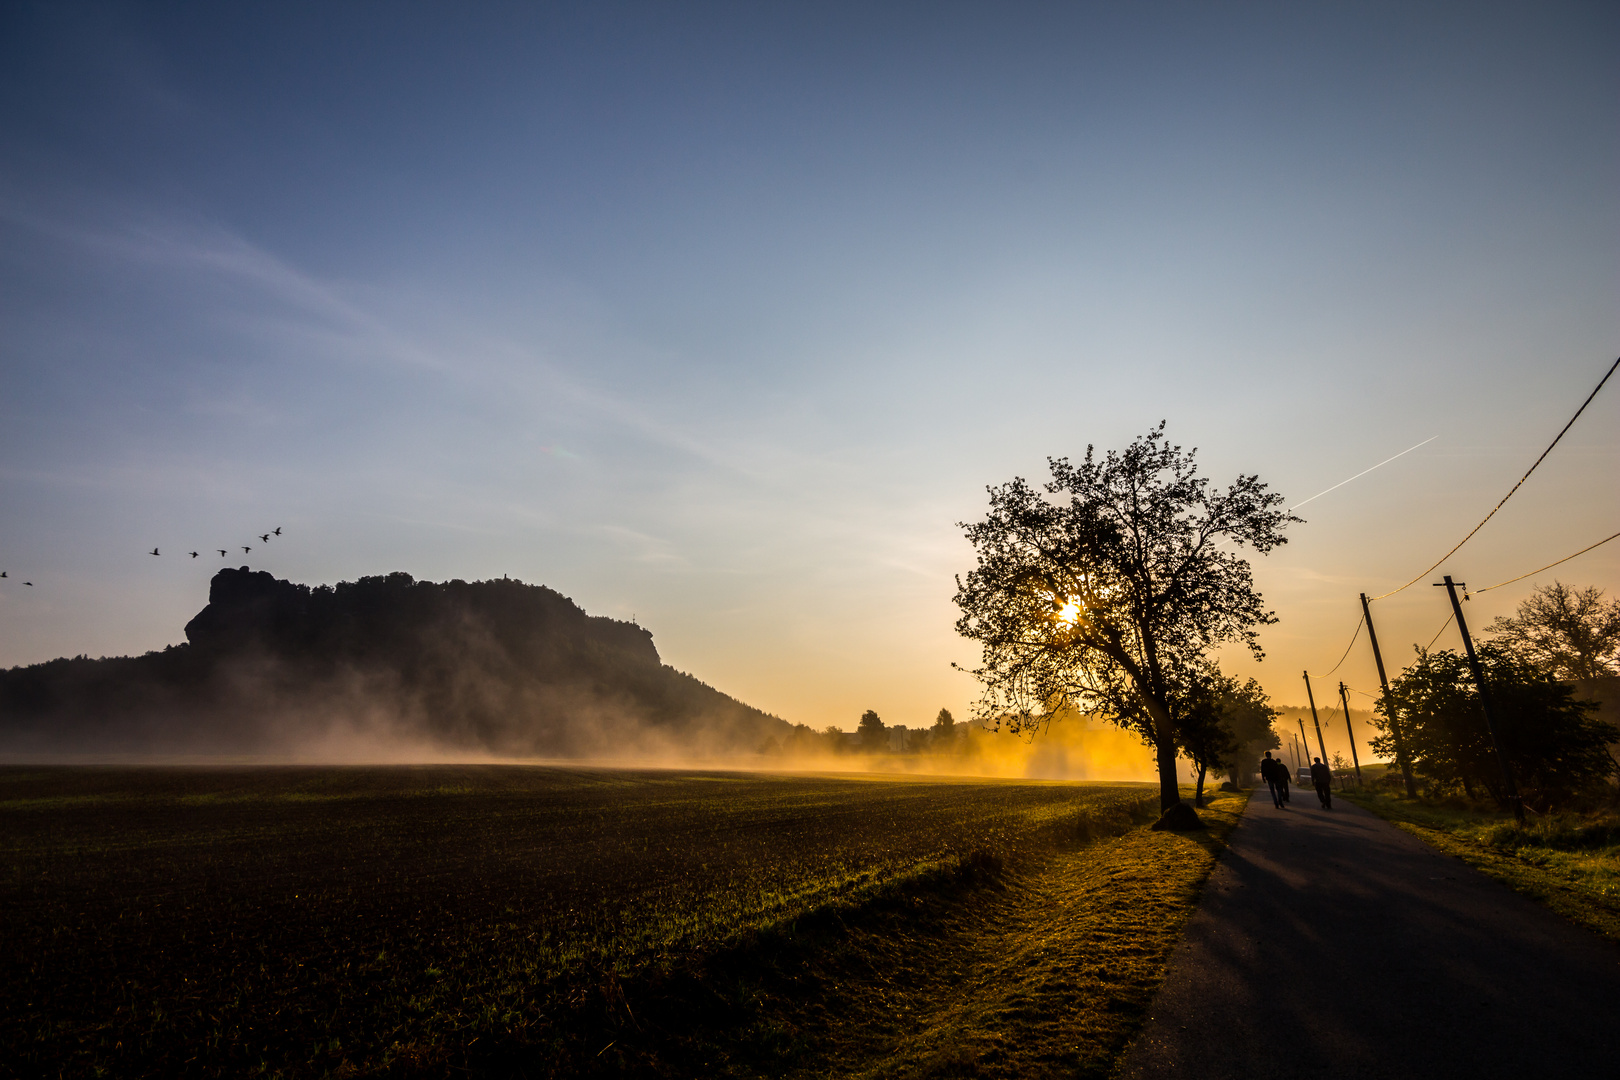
[1289,435,1439,512]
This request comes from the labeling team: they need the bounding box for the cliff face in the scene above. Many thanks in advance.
[0,570,785,757]
[183,568,661,673]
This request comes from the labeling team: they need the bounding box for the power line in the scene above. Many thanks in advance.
[1309,614,1364,678]
[1422,612,1455,652]
[1358,528,1616,674]
[1475,529,1620,594]
[1371,355,1620,601]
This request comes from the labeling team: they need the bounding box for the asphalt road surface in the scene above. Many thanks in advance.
[1120,791,1620,1078]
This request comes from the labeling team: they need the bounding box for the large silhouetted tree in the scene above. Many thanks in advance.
[953,424,1295,818]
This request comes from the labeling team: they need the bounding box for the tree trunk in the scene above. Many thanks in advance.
[1155,734,1181,812]
[1194,762,1207,808]
[1398,752,1418,799]
[1136,690,1184,813]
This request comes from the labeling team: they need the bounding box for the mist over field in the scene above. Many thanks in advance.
[0,566,1158,780]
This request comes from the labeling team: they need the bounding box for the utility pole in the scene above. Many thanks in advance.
[1303,671,1329,765]
[1339,681,1363,786]
[1436,575,1524,823]
[1362,593,1417,797]
[1296,719,1310,780]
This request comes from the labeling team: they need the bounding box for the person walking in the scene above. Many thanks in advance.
[1310,757,1333,809]
[1277,759,1291,804]
[1260,751,1287,809]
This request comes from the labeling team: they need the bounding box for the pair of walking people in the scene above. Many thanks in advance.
[1260,751,1335,810]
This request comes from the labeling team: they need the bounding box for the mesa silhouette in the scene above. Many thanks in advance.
[0,568,788,757]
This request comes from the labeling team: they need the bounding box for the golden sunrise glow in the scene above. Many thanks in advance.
[1056,597,1082,626]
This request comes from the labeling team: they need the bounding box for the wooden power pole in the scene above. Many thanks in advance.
[1362,593,1417,797]
[1303,671,1329,764]
[1436,575,1524,823]
[1295,721,1310,779]
[1339,681,1363,786]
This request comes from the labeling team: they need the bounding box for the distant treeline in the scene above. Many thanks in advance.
[762,708,974,756]
[0,569,788,757]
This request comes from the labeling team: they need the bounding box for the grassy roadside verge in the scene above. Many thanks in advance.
[1342,791,1620,944]
[526,790,1249,1079]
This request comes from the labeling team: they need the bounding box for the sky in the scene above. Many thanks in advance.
[2,1,1617,737]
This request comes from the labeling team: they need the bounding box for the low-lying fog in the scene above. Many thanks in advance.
[0,697,1168,781]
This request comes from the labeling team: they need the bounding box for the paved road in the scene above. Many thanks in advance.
[1120,792,1620,1078]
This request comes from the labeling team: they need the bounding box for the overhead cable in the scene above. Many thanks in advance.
[1309,614,1364,678]
[1423,612,1455,652]
[1370,355,1620,601]
[1475,529,1620,594]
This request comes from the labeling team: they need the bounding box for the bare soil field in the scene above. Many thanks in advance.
[0,766,1238,1078]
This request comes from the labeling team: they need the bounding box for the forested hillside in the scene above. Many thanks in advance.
[0,569,788,757]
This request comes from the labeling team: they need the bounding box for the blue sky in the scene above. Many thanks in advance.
[2,1,1616,731]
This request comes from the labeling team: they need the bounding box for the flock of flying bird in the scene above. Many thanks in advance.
[148,526,283,560]
[2,527,284,589]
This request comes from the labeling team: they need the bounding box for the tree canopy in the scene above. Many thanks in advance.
[1485,581,1620,681]
[1192,672,1278,786]
[1371,643,1617,807]
[953,424,1295,814]
[1173,667,1278,806]
[857,709,887,751]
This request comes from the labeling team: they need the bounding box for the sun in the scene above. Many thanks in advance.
[1056,597,1082,626]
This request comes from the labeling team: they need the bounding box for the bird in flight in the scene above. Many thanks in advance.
[1,571,6,578]
[150,548,160,556]
[24,582,32,587]
[190,551,199,558]
[273,527,282,536]
[260,533,270,543]
[242,546,252,553]
[218,549,228,557]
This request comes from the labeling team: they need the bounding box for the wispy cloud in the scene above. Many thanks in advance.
[3,199,777,476]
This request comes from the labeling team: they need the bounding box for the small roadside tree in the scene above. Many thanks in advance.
[857,709,887,752]
[954,424,1295,817]
[1175,668,1278,806]
[1486,581,1620,681]
[1173,670,1238,809]
[1221,676,1281,787]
